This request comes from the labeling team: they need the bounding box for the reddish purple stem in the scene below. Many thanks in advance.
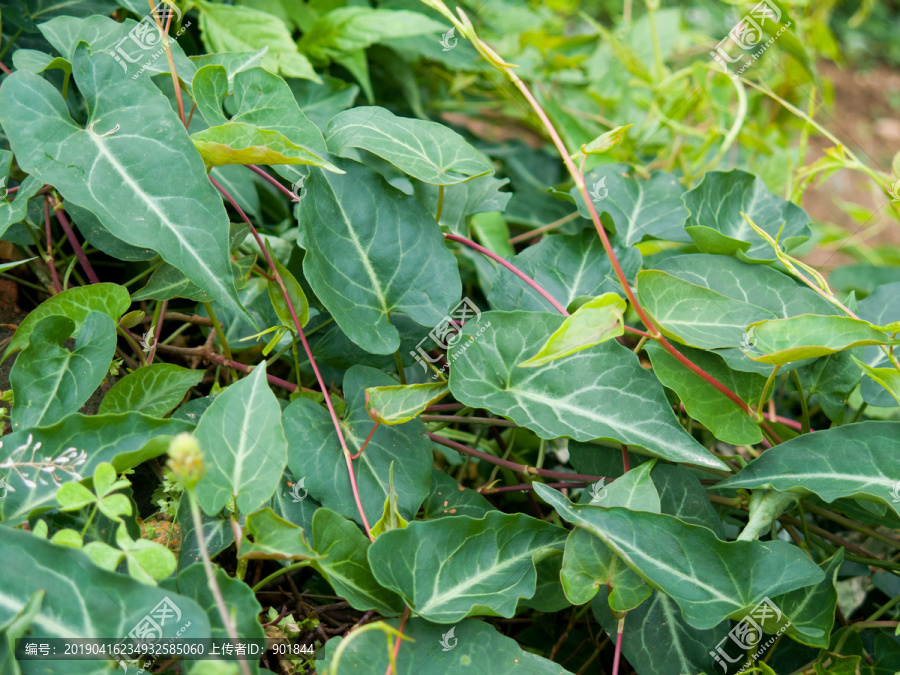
[443,233,570,316]
[246,165,299,202]
[49,197,99,284]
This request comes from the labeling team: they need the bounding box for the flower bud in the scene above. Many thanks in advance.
[167,433,205,490]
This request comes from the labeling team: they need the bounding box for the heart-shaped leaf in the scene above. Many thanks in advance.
[99,364,205,418]
[193,362,288,516]
[0,46,251,322]
[448,311,725,469]
[368,510,567,622]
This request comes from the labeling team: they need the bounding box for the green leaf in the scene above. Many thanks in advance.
[853,356,900,405]
[561,462,658,610]
[0,160,42,237]
[240,508,320,561]
[534,483,825,630]
[637,269,776,349]
[772,549,843,648]
[284,366,433,526]
[241,507,403,615]
[0,413,192,524]
[369,510,567,622]
[683,169,812,262]
[0,590,43,675]
[716,422,900,514]
[326,106,493,185]
[0,47,251,322]
[267,249,310,331]
[571,164,691,245]
[161,562,265,666]
[518,293,625,368]
[0,526,210,640]
[191,122,338,170]
[196,0,320,81]
[296,159,462,354]
[311,508,405,615]
[580,125,633,156]
[4,283,130,358]
[644,341,767,445]
[193,363,287,516]
[176,495,234,572]
[369,464,409,538]
[488,230,641,313]
[422,469,495,520]
[99,364,205,418]
[317,617,575,675]
[116,524,177,583]
[448,311,726,469]
[37,14,196,83]
[415,175,512,236]
[858,281,900,407]
[743,315,900,365]
[364,381,450,425]
[298,7,445,62]
[9,312,116,431]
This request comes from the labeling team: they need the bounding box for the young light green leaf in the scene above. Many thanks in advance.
[191,122,339,171]
[852,355,900,405]
[448,311,726,469]
[535,483,824,630]
[0,47,251,323]
[369,463,409,539]
[518,293,625,368]
[116,525,177,583]
[9,312,116,431]
[364,381,450,425]
[716,422,900,514]
[296,159,462,355]
[194,363,288,516]
[369,510,567,623]
[743,315,900,365]
[326,106,493,185]
[240,508,320,561]
[4,283,130,358]
[99,364,205,418]
[683,169,812,262]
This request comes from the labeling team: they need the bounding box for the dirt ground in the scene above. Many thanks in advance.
[802,61,900,269]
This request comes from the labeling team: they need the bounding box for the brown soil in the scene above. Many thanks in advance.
[801,61,900,270]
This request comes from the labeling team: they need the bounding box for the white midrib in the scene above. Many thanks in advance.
[731,472,897,489]
[418,552,532,614]
[0,590,83,637]
[329,185,389,314]
[87,133,227,300]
